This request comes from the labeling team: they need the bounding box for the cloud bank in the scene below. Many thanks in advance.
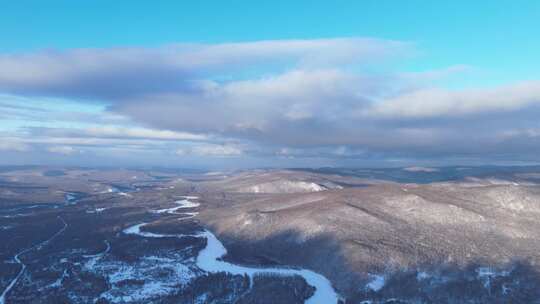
[1,38,540,166]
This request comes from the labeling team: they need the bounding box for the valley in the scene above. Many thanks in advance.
[2,166,540,303]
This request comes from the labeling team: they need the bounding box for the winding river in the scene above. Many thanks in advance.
[125,197,341,304]
[0,217,68,304]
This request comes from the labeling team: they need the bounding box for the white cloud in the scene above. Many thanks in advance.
[60,126,207,141]
[0,38,408,99]
[176,144,243,157]
[498,128,540,139]
[366,81,540,118]
[2,37,540,164]
[116,69,372,138]
[47,146,77,155]
[0,140,30,152]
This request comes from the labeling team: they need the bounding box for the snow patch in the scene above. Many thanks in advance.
[86,230,195,303]
[476,267,510,289]
[90,256,195,303]
[365,274,386,292]
[83,240,110,269]
[48,269,69,289]
[86,207,107,214]
[416,271,430,281]
[150,199,200,215]
[243,181,327,193]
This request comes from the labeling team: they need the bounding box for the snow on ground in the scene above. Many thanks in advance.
[123,223,199,239]
[0,217,68,304]
[87,252,196,303]
[124,223,177,238]
[1,213,31,218]
[65,193,77,204]
[124,196,341,304]
[86,223,197,303]
[151,198,200,215]
[178,195,200,200]
[125,221,341,304]
[0,203,60,217]
[244,181,327,193]
[196,229,341,304]
[101,186,130,196]
[83,240,110,269]
[86,208,107,214]
[48,269,69,289]
[106,187,116,193]
[2,204,44,212]
[476,267,510,288]
[365,274,386,292]
[416,271,430,281]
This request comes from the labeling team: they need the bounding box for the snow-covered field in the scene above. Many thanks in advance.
[87,251,196,303]
[244,181,327,193]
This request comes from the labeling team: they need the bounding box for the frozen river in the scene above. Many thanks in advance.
[124,197,341,304]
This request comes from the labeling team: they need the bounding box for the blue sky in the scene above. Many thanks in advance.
[1,1,540,168]
[3,0,539,84]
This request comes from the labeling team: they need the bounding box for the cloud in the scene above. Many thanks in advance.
[114,69,375,138]
[47,145,77,155]
[0,124,209,160]
[0,140,30,152]
[403,166,440,172]
[2,38,540,164]
[0,38,410,154]
[176,144,243,157]
[31,126,207,141]
[366,81,540,118]
[0,38,408,100]
[501,128,540,139]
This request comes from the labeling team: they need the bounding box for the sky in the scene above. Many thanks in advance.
[1,1,540,168]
